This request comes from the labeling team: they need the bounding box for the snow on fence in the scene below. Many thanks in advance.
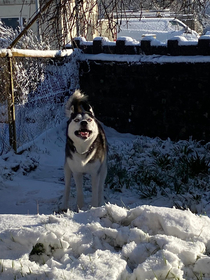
[0,49,79,155]
[67,35,210,56]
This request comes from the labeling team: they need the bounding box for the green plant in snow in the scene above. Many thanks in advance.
[107,137,210,212]
[138,183,157,199]
[153,153,172,170]
[106,152,133,190]
[193,271,204,280]
[30,243,45,256]
[10,234,16,242]
[188,152,209,177]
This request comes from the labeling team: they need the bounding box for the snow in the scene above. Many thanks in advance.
[117,36,140,45]
[79,52,210,63]
[0,48,73,58]
[0,204,210,279]
[1,121,210,279]
[199,34,210,40]
[167,35,198,46]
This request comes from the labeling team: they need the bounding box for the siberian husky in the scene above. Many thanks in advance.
[63,90,108,211]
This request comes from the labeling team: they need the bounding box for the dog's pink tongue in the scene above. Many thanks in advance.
[80,131,89,138]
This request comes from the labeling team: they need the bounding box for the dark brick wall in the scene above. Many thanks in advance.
[71,37,210,141]
[79,59,210,141]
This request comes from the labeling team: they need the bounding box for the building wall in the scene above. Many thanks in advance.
[0,0,37,33]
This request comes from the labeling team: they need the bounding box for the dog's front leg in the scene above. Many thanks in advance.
[63,161,72,210]
[73,172,84,210]
[91,174,100,207]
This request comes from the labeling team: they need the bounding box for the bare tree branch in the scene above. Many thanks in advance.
[25,0,209,48]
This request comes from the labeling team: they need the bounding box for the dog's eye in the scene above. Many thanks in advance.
[87,118,92,122]
[74,119,80,122]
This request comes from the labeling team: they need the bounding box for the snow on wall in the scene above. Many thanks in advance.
[67,35,210,56]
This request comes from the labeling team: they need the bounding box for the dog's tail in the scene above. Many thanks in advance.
[66,89,94,118]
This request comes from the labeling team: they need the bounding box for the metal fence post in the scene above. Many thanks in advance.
[7,55,17,153]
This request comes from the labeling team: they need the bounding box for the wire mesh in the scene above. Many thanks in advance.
[0,52,79,155]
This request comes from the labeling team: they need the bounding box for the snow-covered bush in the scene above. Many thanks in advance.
[107,137,210,212]
[0,20,49,49]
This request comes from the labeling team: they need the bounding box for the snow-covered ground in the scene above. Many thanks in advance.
[1,121,210,279]
[0,204,210,280]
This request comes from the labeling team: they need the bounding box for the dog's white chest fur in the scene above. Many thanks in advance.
[66,152,100,174]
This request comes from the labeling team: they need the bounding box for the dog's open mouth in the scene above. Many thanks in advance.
[75,129,92,139]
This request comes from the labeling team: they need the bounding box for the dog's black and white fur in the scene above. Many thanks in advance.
[63,90,108,210]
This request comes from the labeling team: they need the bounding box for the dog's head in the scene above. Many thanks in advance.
[66,90,99,150]
[68,112,98,141]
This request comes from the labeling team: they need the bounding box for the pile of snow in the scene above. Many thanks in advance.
[0,204,210,279]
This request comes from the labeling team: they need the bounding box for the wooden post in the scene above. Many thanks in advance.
[6,0,54,153]
[7,56,17,152]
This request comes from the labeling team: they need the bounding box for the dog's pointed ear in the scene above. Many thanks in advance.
[89,106,95,116]
[66,104,74,118]
[70,105,74,115]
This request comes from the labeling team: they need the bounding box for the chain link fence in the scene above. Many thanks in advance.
[0,50,79,155]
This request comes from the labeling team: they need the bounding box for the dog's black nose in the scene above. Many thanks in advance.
[80,121,88,127]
